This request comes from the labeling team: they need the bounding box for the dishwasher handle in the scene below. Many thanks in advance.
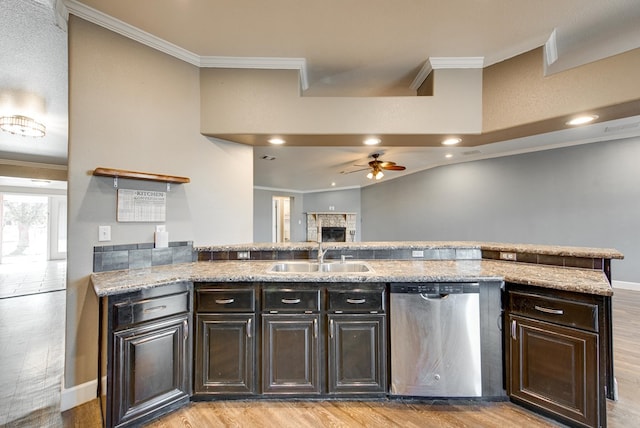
[420,293,450,300]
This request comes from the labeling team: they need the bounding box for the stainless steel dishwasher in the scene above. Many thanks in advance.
[390,282,481,397]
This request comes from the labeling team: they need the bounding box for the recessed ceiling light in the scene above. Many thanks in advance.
[442,137,462,146]
[268,137,285,145]
[566,114,598,126]
[331,182,336,186]
[445,153,453,159]
[364,137,381,146]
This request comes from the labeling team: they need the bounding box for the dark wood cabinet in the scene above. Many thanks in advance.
[112,314,191,427]
[327,314,386,394]
[505,284,604,428]
[195,314,256,394]
[262,313,322,394]
[99,282,192,428]
[194,286,257,396]
[326,285,387,395]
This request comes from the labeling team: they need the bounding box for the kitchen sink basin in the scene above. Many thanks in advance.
[319,262,371,273]
[269,262,320,272]
[267,261,372,273]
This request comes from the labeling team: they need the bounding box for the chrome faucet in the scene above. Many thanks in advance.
[341,254,353,264]
[317,242,328,264]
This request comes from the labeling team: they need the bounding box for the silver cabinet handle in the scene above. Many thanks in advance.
[330,319,334,339]
[215,298,235,305]
[247,318,252,338]
[511,319,516,340]
[183,319,189,341]
[313,318,318,339]
[534,305,564,315]
[143,305,167,314]
[347,298,366,304]
[282,298,301,304]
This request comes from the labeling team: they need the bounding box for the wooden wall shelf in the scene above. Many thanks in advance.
[93,167,190,190]
[93,167,190,183]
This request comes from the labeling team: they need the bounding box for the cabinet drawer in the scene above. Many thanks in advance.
[114,291,189,329]
[509,291,598,332]
[262,288,320,312]
[196,288,256,312]
[328,289,385,312]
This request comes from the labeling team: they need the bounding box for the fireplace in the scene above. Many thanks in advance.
[322,227,346,242]
[306,212,357,242]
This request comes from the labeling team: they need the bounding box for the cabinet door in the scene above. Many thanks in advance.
[194,313,255,394]
[262,314,321,395]
[112,314,190,427]
[327,314,387,394]
[507,314,599,427]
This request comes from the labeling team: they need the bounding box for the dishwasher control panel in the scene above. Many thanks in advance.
[390,282,479,294]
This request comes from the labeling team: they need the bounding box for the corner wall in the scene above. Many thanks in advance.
[361,137,640,283]
[66,16,252,404]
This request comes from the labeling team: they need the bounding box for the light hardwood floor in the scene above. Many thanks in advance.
[3,288,639,427]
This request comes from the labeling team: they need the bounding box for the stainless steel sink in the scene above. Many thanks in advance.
[267,261,371,273]
[319,262,371,273]
[268,262,320,272]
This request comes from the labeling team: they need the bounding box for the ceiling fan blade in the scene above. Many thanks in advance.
[379,161,397,168]
[382,165,406,171]
[340,167,370,175]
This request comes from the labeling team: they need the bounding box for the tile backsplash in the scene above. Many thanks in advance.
[93,241,194,272]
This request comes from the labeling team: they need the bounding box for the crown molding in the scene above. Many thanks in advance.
[410,57,484,92]
[63,0,309,89]
[544,29,559,69]
[429,57,484,69]
[409,60,433,92]
[64,0,201,66]
[54,0,68,31]
[254,185,361,194]
[201,56,309,90]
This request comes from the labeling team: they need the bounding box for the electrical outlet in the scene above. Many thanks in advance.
[500,251,516,261]
[237,251,250,260]
[412,250,424,258]
[98,225,111,242]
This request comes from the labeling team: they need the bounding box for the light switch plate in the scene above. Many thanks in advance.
[98,225,111,242]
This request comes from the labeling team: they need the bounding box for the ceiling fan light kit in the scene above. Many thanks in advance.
[362,153,405,180]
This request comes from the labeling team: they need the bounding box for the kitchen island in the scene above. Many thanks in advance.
[92,241,622,428]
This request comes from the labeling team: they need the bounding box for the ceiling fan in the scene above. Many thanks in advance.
[342,153,406,180]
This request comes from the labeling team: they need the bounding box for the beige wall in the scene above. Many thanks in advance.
[483,47,640,133]
[199,68,483,136]
[66,17,252,390]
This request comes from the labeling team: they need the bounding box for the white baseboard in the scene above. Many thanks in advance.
[60,378,98,412]
[612,280,640,292]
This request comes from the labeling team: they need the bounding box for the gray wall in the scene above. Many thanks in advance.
[67,17,253,391]
[254,187,363,242]
[303,188,362,242]
[253,188,306,242]
[362,137,640,283]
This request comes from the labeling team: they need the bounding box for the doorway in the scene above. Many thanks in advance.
[272,196,291,243]
[0,191,67,298]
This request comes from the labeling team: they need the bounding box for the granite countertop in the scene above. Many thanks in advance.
[195,241,624,259]
[92,259,613,298]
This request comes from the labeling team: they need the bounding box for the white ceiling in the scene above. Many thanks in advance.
[2,0,640,191]
[0,0,68,165]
